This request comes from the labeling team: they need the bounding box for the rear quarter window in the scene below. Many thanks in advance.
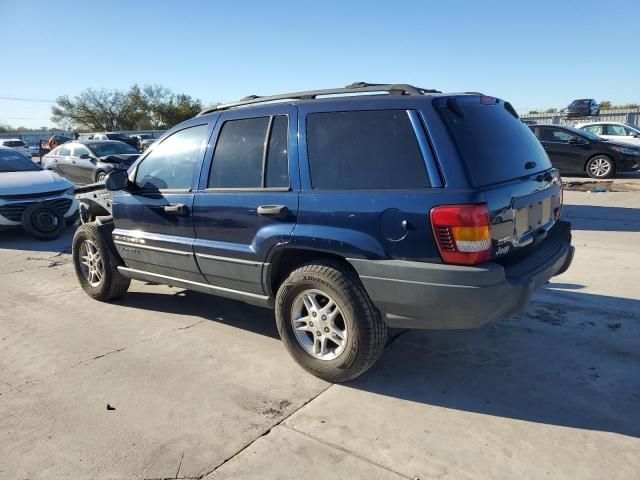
[306,110,429,189]
[435,96,552,187]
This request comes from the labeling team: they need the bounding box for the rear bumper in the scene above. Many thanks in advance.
[348,221,574,330]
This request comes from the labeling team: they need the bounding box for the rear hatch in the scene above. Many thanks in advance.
[434,95,563,261]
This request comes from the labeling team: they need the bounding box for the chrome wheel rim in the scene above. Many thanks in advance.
[589,157,611,177]
[79,239,104,287]
[291,289,348,361]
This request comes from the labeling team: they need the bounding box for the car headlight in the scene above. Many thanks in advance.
[66,186,75,195]
[612,146,640,156]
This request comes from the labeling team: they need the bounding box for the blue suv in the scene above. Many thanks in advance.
[73,83,574,382]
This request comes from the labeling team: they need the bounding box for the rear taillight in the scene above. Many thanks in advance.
[430,204,491,266]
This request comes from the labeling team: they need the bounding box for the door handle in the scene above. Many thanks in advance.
[257,204,288,216]
[163,203,187,215]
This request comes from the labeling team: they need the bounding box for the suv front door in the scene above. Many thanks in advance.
[112,123,211,282]
[192,106,299,296]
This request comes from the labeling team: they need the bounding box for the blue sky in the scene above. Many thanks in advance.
[1,0,639,128]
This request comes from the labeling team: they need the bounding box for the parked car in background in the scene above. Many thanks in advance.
[72,83,574,382]
[0,146,78,239]
[529,124,640,178]
[139,137,156,152]
[42,140,140,185]
[0,139,32,158]
[561,99,599,118]
[91,133,139,150]
[575,122,640,146]
[28,144,39,156]
[129,134,153,150]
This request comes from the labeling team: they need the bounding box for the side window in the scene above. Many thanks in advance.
[583,125,603,135]
[542,128,574,143]
[208,115,289,189]
[265,116,289,188]
[73,145,91,157]
[58,145,72,156]
[605,125,627,136]
[134,124,208,190]
[306,110,429,189]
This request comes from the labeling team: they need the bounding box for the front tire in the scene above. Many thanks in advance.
[96,171,107,182]
[275,261,386,383]
[72,223,130,301]
[586,155,614,179]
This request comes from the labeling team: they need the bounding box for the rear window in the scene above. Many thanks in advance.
[306,110,429,189]
[435,96,552,187]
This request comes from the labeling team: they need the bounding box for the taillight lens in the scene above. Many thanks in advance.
[430,204,491,266]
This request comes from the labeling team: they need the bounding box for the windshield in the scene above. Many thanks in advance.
[2,140,26,147]
[0,149,41,172]
[571,100,590,106]
[90,142,138,156]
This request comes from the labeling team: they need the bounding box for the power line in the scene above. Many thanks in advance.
[0,96,55,103]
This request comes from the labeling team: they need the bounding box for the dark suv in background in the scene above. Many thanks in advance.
[72,83,574,382]
[562,98,599,118]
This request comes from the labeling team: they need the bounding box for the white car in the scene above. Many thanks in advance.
[575,122,640,146]
[0,146,78,239]
[0,138,32,158]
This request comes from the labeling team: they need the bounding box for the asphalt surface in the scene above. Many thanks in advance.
[0,190,638,479]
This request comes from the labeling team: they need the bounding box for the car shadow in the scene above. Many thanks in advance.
[562,204,640,232]
[0,224,76,253]
[116,289,280,340]
[347,288,640,438]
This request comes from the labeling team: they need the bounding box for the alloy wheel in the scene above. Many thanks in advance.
[291,289,348,360]
[79,239,104,287]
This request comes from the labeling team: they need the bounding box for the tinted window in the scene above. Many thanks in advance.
[541,128,575,143]
[0,149,41,172]
[436,96,552,187]
[583,125,603,135]
[306,110,428,189]
[265,116,289,188]
[135,124,207,190]
[2,140,25,147]
[209,117,268,188]
[58,145,72,156]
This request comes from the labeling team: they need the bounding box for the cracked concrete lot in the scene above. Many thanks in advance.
[0,190,639,479]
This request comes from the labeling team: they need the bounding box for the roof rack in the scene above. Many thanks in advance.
[197,82,441,115]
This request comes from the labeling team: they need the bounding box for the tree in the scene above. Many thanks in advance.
[129,84,203,129]
[599,100,612,110]
[51,88,140,131]
[544,108,557,113]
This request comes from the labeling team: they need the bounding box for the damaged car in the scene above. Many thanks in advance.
[41,140,140,185]
[0,146,78,239]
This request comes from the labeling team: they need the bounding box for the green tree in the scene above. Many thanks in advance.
[544,108,557,113]
[599,100,612,110]
[129,84,203,129]
[51,88,140,131]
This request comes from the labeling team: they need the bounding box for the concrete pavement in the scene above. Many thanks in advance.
[1,190,638,479]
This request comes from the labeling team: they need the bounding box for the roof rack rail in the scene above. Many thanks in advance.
[197,82,441,115]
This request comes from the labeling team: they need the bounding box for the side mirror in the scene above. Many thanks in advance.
[105,169,129,190]
[568,137,579,144]
[79,153,91,159]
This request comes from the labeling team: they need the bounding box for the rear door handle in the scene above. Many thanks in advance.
[257,204,288,216]
[163,203,187,215]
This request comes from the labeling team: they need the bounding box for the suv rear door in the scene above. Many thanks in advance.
[192,105,299,296]
[112,123,211,282]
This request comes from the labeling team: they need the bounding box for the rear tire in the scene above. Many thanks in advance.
[586,155,614,179]
[72,223,130,301]
[96,171,107,182]
[275,261,386,383]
